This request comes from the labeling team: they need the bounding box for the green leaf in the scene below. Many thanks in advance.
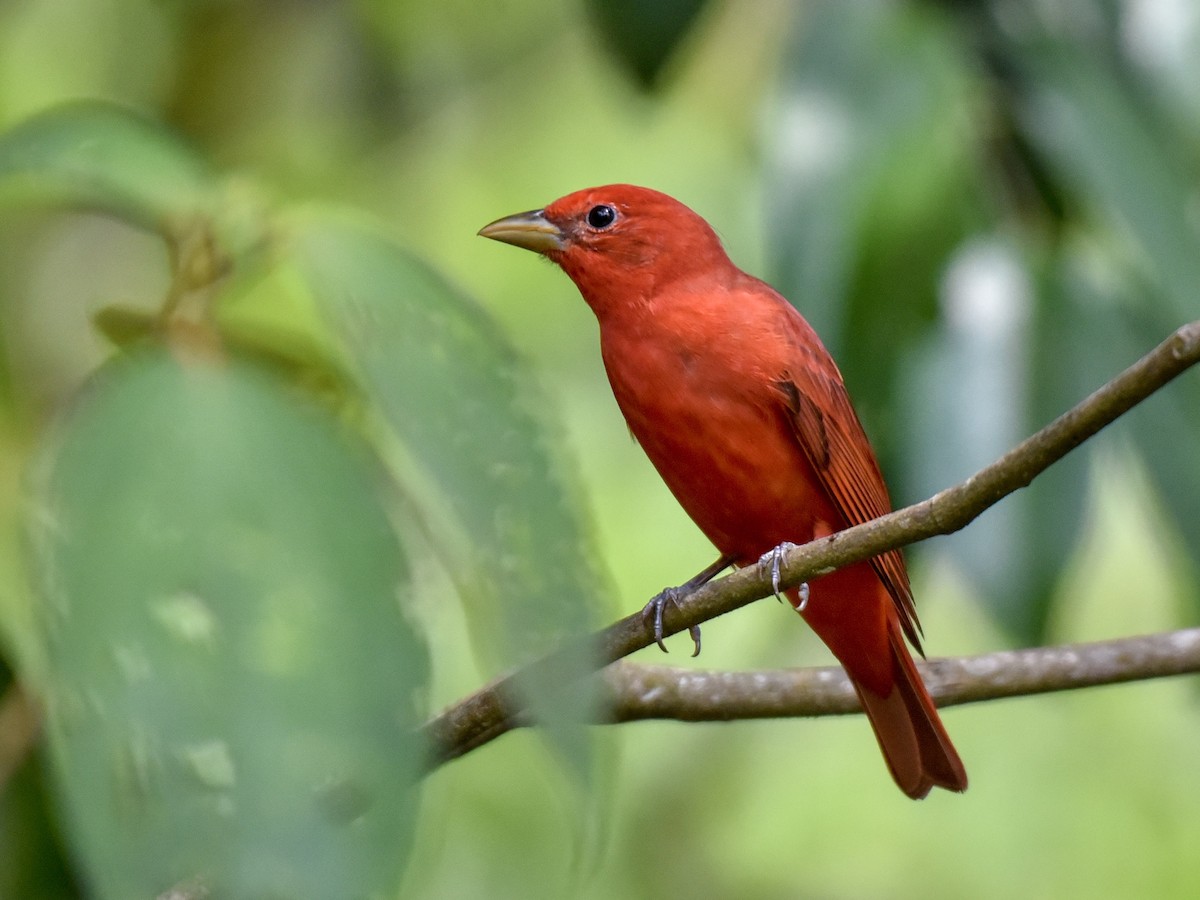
[0,100,214,230]
[1006,251,1138,643]
[292,217,606,753]
[0,749,75,900]
[900,240,1043,642]
[586,0,711,88]
[1008,257,1112,642]
[1015,40,1200,323]
[1123,305,1200,603]
[26,352,427,898]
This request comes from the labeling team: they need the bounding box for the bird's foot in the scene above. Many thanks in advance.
[757,542,809,611]
[642,586,703,657]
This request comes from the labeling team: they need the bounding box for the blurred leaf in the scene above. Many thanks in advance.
[26,352,427,898]
[0,748,78,900]
[219,321,359,413]
[902,239,1046,642]
[765,2,978,459]
[1012,248,1136,642]
[292,216,606,765]
[1122,304,1200,602]
[93,301,358,413]
[587,0,711,88]
[1015,39,1200,322]
[0,101,215,231]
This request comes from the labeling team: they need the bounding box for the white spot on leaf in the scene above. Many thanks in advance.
[180,739,236,790]
[150,593,217,649]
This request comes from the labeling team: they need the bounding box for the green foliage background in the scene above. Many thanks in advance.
[1,1,1199,897]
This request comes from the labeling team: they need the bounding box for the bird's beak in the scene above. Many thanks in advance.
[477,208,566,254]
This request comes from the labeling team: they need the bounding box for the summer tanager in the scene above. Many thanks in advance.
[479,184,966,798]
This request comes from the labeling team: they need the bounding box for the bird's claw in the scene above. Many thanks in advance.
[642,587,702,656]
[758,541,797,601]
[757,542,808,610]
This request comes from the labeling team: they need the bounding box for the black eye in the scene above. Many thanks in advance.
[586,204,617,229]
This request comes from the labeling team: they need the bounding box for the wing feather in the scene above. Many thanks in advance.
[774,321,923,653]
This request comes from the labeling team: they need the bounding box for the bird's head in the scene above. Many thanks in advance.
[478,184,730,314]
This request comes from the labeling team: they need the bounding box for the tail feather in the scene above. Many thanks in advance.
[852,625,967,799]
[792,563,967,798]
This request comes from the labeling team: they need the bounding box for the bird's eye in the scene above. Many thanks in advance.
[586,204,618,230]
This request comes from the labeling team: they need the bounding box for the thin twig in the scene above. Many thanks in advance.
[422,320,1200,767]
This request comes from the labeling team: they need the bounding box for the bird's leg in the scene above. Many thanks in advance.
[642,554,736,657]
[757,542,808,611]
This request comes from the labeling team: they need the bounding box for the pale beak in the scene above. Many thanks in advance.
[478,208,566,254]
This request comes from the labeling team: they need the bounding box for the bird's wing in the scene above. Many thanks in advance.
[773,313,924,653]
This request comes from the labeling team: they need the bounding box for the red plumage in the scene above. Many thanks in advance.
[480,184,966,798]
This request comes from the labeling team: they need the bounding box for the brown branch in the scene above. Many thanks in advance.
[601,628,1200,721]
[422,320,1200,768]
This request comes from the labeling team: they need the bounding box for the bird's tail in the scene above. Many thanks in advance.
[851,624,967,799]
[795,564,967,799]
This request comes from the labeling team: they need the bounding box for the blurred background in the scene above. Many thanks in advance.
[2,0,1200,897]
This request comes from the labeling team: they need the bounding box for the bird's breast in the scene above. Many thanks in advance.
[599,322,837,563]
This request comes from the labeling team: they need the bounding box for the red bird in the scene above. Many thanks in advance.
[479,185,966,798]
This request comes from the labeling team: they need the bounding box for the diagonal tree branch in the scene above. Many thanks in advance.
[422,320,1200,768]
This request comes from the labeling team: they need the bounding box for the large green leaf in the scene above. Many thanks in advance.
[26,352,427,898]
[292,218,606,751]
[0,101,215,231]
